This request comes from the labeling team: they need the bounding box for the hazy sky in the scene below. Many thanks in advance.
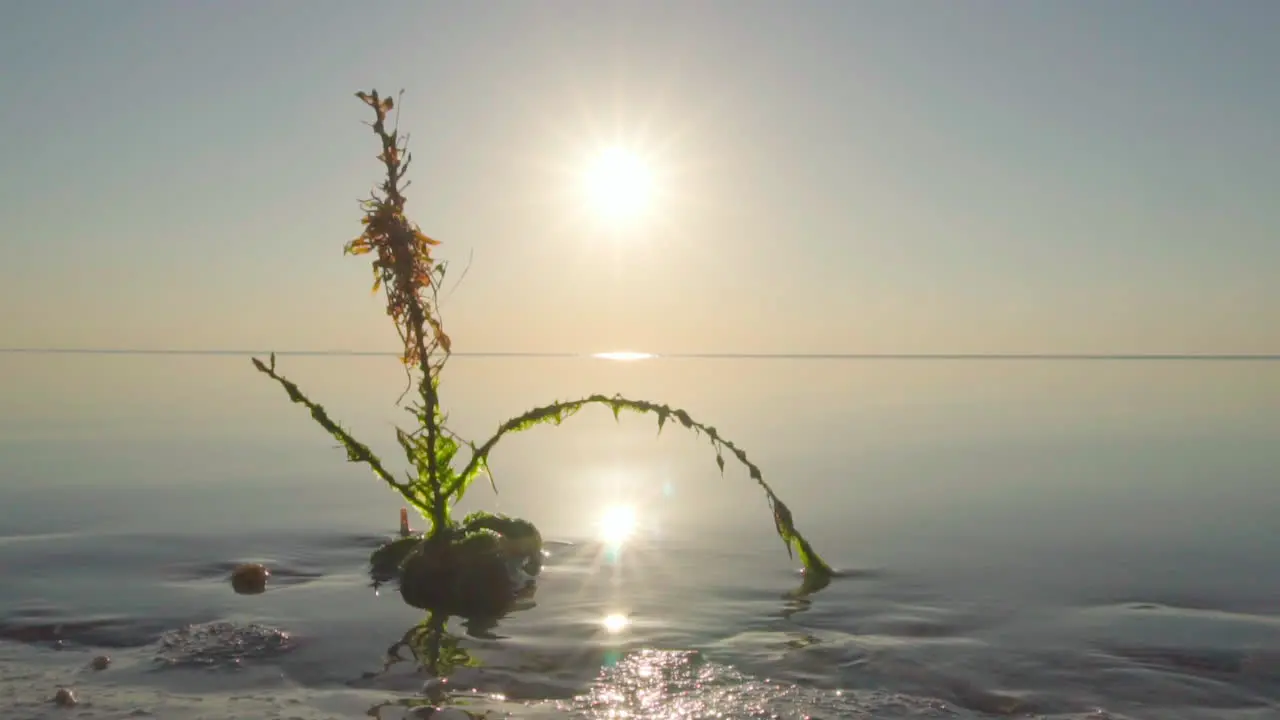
[2,1,1277,355]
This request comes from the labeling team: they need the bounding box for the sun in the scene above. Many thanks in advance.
[598,504,638,546]
[582,147,654,222]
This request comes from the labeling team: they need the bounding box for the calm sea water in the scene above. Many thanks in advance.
[1,353,1277,719]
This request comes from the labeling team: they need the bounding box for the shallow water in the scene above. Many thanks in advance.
[1,353,1277,718]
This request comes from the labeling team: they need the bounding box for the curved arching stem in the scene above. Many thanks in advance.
[449,394,834,579]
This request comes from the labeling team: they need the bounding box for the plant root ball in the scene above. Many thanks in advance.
[230,563,270,595]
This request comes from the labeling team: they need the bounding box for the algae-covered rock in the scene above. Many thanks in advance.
[370,514,543,618]
[463,514,544,577]
[370,534,425,585]
[399,541,515,617]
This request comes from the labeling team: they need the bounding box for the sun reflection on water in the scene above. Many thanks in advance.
[592,350,656,361]
[601,613,630,634]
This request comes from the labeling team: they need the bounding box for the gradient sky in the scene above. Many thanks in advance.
[2,1,1277,355]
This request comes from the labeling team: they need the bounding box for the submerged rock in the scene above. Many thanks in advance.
[156,621,293,668]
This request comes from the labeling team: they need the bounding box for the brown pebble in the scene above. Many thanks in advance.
[90,655,110,671]
[53,687,76,706]
[230,563,270,595]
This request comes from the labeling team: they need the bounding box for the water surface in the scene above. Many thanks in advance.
[1,353,1277,718]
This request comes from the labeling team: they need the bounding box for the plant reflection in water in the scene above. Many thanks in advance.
[364,603,537,718]
[362,536,839,718]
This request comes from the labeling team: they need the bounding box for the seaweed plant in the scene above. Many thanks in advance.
[252,89,833,616]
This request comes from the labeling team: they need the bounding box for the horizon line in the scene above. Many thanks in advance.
[1,348,1277,361]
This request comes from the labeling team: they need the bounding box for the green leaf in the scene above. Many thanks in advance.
[251,356,420,511]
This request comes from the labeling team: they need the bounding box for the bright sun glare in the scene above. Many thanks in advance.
[601,613,630,634]
[598,505,638,546]
[592,351,656,361]
[582,147,654,222]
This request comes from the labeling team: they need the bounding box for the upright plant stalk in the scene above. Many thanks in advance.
[347,90,451,541]
[252,89,834,592]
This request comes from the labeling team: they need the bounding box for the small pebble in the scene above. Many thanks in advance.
[230,563,270,595]
[53,687,76,707]
[90,654,111,671]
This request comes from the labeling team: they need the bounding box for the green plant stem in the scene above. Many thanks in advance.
[409,301,444,542]
[366,99,448,542]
